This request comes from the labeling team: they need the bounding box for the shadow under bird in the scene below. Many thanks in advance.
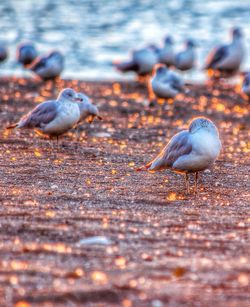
[29,51,64,80]
[175,39,196,71]
[158,35,175,67]
[16,42,38,66]
[137,117,221,194]
[76,93,102,124]
[0,46,8,63]
[114,45,159,76]
[150,65,185,100]
[205,27,244,75]
[7,88,81,139]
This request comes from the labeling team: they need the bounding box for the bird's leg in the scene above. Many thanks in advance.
[195,172,199,194]
[185,173,190,194]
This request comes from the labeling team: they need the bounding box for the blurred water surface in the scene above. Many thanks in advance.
[0,0,250,80]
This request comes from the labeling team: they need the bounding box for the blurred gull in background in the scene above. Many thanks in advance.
[175,39,197,72]
[158,35,175,67]
[241,72,250,99]
[150,64,185,100]
[17,42,38,66]
[114,45,158,77]
[205,27,244,76]
[29,51,64,81]
[0,46,8,63]
[137,117,221,194]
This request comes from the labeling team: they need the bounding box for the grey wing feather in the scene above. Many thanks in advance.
[19,100,58,128]
[148,131,192,171]
[206,45,228,69]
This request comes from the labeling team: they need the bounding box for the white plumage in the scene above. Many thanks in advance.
[138,117,221,193]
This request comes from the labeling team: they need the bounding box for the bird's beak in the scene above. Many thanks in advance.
[97,115,103,120]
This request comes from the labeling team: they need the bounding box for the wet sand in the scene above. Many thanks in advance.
[0,77,249,306]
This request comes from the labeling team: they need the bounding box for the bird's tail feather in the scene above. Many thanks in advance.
[135,162,152,172]
[6,123,18,129]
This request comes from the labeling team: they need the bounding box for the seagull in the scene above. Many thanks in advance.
[16,42,38,66]
[158,35,175,67]
[0,46,8,63]
[175,39,196,71]
[76,93,102,124]
[150,64,185,100]
[241,73,250,99]
[29,51,64,80]
[114,45,159,76]
[7,88,80,139]
[205,27,244,75]
[137,117,221,194]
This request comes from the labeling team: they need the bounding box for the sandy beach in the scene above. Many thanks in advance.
[0,77,249,306]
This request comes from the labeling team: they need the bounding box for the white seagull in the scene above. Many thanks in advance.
[158,36,175,67]
[7,88,80,139]
[137,117,221,193]
[114,45,159,76]
[17,42,38,66]
[150,64,185,100]
[175,39,196,71]
[205,27,244,74]
[76,93,102,124]
[29,51,64,80]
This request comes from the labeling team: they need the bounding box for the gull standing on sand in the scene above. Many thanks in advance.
[17,42,38,66]
[241,73,250,99]
[7,88,80,139]
[205,27,244,75]
[137,117,221,193]
[150,64,185,100]
[115,45,158,76]
[175,39,196,72]
[29,51,64,80]
[0,46,8,63]
[158,36,175,67]
[76,93,102,124]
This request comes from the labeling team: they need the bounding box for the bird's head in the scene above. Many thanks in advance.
[232,27,242,39]
[164,35,173,45]
[186,39,197,49]
[58,88,78,102]
[153,64,168,76]
[189,117,218,134]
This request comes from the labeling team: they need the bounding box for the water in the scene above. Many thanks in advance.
[0,0,250,80]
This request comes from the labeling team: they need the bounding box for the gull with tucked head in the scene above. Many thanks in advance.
[114,45,159,77]
[7,88,80,140]
[29,51,64,80]
[150,64,185,100]
[137,117,221,194]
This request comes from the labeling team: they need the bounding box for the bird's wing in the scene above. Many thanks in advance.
[205,45,228,69]
[20,100,58,128]
[146,131,192,171]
